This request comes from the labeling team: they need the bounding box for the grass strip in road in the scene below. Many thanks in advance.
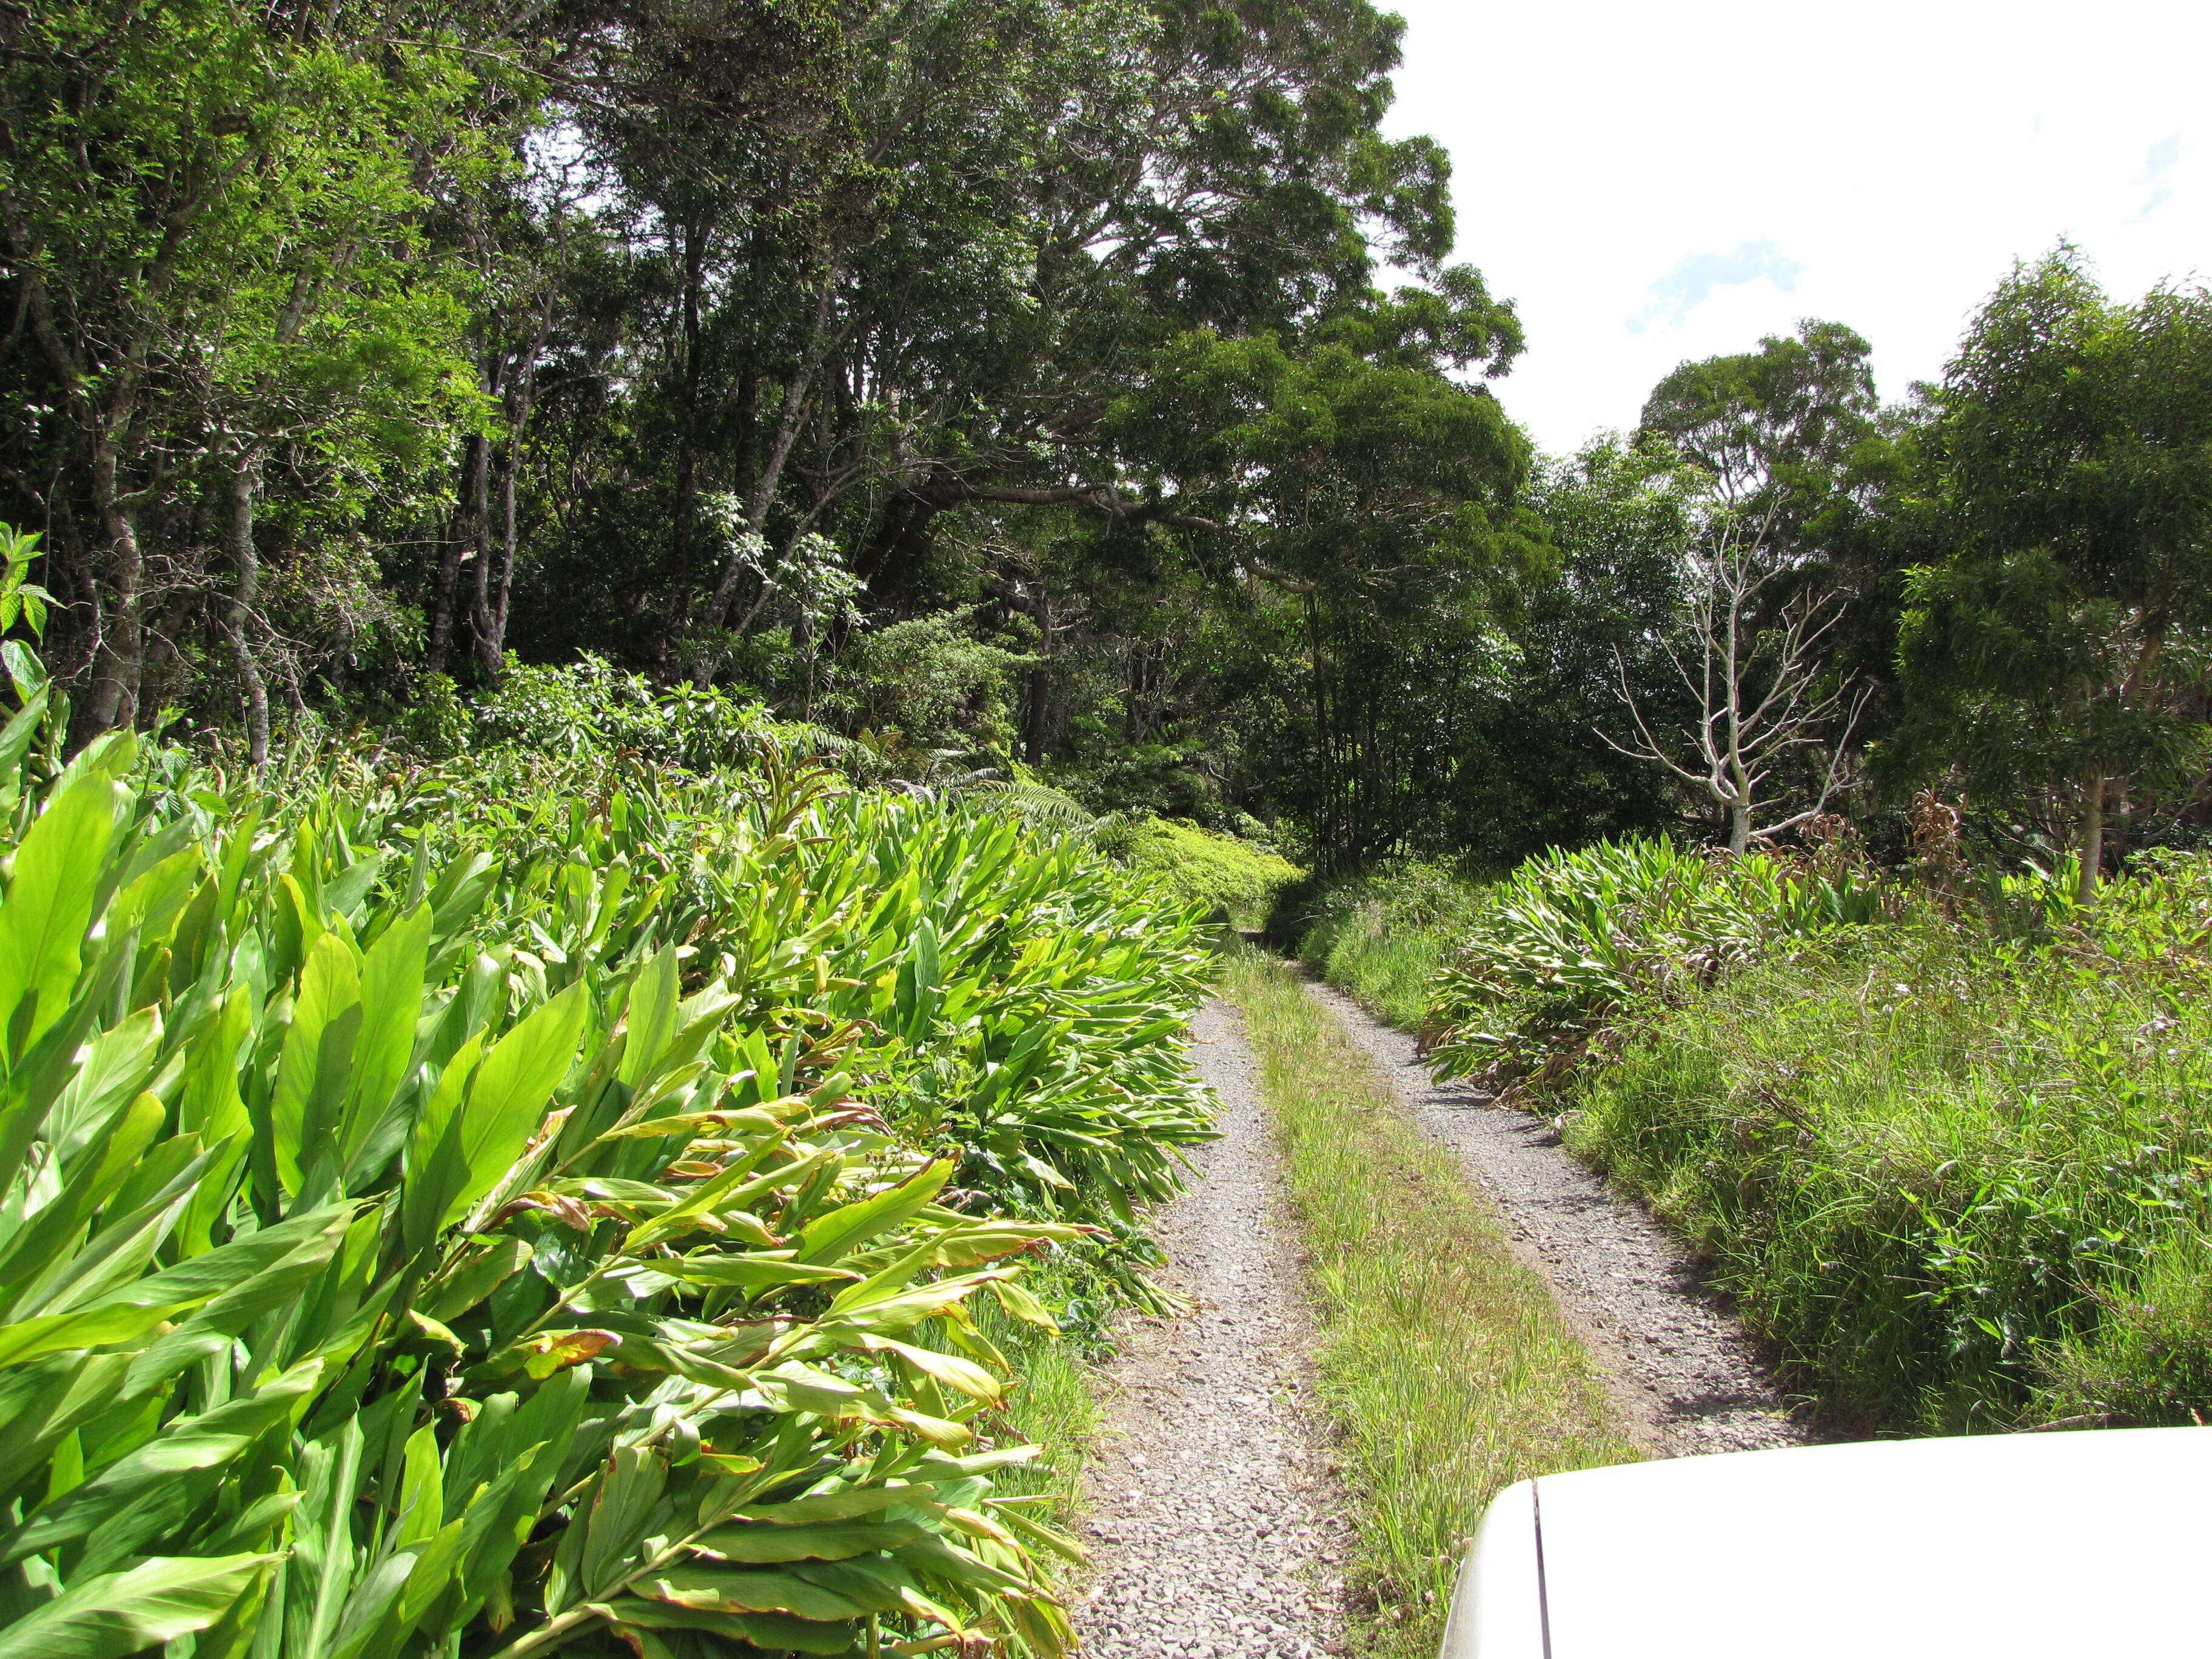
[1224,947,1640,1658]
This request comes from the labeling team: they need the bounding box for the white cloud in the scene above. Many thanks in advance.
[1627,241,1807,335]
[1379,0,2212,454]
[2136,135,2181,219]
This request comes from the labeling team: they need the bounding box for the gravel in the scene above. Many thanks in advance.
[1302,980,1817,1458]
[1074,999,1353,1658]
[1073,974,1817,1655]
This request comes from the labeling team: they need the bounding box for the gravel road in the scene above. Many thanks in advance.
[1301,981,1815,1458]
[1074,999,1353,1658]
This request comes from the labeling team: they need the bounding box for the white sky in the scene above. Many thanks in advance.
[1381,0,2212,454]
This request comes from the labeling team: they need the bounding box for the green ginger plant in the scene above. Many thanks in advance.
[0,609,1215,1657]
[1427,837,1882,1095]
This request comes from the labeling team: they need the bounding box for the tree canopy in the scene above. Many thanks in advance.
[4,7,2211,879]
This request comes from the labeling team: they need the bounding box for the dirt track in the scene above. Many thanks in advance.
[1074,999,1353,1658]
[1302,979,1815,1457]
[1074,980,1814,1656]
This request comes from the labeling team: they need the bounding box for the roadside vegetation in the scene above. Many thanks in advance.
[1292,836,2212,1436]
[1104,817,1301,930]
[1222,950,1634,1658]
[0,600,1221,1658]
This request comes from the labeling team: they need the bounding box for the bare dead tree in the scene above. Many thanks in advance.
[1605,509,1871,855]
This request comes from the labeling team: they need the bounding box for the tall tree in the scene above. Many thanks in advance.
[0,0,488,740]
[1639,318,1879,531]
[1889,249,2212,896]
[1104,271,1532,866]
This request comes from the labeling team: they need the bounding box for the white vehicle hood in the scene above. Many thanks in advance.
[1442,1426,2212,1659]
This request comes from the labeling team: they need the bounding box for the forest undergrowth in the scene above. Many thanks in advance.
[1291,840,2212,1435]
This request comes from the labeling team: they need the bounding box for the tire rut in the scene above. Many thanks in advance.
[1074,999,1353,1658]
[1301,979,1816,1458]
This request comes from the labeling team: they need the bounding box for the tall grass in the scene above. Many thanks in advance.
[1223,951,1635,1658]
[1292,834,2212,1433]
[1287,862,1478,1028]
[1570,876,2212,1432]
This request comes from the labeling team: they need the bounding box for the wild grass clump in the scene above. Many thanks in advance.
[1568,862,2212,1431]
[1224,951,1635,1658]
[1289,862,1483,1028]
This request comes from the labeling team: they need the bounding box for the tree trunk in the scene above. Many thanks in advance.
[427,431,487,677]
[462,421,495,674]
[2078,768,2106,903]
[84,440,142,735]
[1727,802,1751,857]
[1022,580,1052,768]
[657,220,711,673]
[223,451,271,770]
[694,273,842,663]
[485,428,523,670]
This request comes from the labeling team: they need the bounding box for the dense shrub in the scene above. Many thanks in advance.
[1285,861,1483,1027]
[823,614,1034,766]
[0,654,1215,1657]
[466,654,806,774]
[1425,837,1881,1092]
[1099,817,1301,928]
[1569,865,2212,1430]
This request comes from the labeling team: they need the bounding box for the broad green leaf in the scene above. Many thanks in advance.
[176,988,254,1255]
[40,1007,161,1168]
[0,771,126,1060]
[894,1532,1032,1596]
[618,945,680,1087]
[0,1300,191,1370]
[987,1276,1060,1331]
[578,1444,666,1600]
[0,1090,164,1299]
[397,1424,443,1548]
[444,979,588,1227]
[0,683,50,809]
[124,1204,359,1392]
[0,948,135,1197]
[270,930,364,1193]
[4,1359,324,1564]
[321,852,384,922]
[794,1159,951,1265]
[0,1552,276,1659]
[856,1333,1000,1403]
[324,1549,415,1659]
[342,902,429,1167]
[629,1564,873,1621]
[422,1236,532,1323]
[606,1599,857,1655]
[733,1488,934,1526]
[692,1520,925,1563]
[655,1254,860,1290]
[401,1028,486,1256]
[622,1142,834,1253]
